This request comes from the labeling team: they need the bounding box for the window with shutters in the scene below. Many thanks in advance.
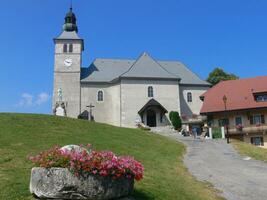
[251,137,264,146]
[235,116,242,126]
[250,114,265,125]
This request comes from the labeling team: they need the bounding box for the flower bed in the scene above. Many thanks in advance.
[29,144,144,200]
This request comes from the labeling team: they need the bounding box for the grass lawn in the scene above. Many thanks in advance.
[232,139,267,162]
[0,113,224,200]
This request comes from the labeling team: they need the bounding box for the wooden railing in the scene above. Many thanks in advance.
[228,125,267,134]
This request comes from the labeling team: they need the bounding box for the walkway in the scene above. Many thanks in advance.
[152,127,267,200]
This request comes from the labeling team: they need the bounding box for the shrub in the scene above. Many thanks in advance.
[169,111,175,122]
[28,144,144,181]
[170,111,182,130]
[212,128,222,139]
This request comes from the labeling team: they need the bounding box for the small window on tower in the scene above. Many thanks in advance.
[63,44,68,53]
[69,44,73,53]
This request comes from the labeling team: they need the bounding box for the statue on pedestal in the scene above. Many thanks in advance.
[57,88,63,102]
[53,88,67,117]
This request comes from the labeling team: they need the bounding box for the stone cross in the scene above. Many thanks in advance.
[86,103,95,121]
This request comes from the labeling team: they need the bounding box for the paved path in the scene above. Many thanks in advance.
[152,127,267,200]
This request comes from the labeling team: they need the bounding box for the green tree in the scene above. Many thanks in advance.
[170,111,182,130]
[207,68,238,86]
[169,111,175,122]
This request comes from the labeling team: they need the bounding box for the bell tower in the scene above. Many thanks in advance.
[52,6,84,118]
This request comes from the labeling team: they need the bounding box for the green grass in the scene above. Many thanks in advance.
[0,113,224,200]
[232,139,267,162]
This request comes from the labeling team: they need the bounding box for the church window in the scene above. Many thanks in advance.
[148,86,154,98]
[63,44,68,53]
[187,92,192,102]
[97,91,104,102]
[69,44,73,53]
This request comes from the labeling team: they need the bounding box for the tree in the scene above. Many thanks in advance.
[169,111,175,122]
[170,111,182,130]
[207,68,238,86]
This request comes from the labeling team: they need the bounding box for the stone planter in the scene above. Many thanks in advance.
[30,167,134,200]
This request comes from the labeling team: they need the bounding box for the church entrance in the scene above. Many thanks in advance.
[147,109,157,127]
[138,99,168,127]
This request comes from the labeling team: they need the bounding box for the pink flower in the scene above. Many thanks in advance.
[28,144,144,181]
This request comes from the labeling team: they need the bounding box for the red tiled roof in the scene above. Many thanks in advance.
[200,76,267,114]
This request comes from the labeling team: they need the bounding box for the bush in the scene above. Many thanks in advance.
[170,111,182,130]
[212,127,222,139]
[169,111,175,122]
[28,144,144,181]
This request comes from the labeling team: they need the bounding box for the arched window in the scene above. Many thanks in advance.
[97,91,104,102]
[148,86,153,98]
[187,92,192,102]
[69,44,73,53]
[63,44,68,53]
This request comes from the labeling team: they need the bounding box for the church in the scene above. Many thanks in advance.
[52,7,211,128]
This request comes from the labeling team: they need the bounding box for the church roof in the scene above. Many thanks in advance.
[120,52,178,80]
[81,52,210,86]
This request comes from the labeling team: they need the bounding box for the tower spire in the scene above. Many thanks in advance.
[70,0,72,11]
[63,3,78,32]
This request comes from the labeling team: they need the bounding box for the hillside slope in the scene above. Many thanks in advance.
[0,114,223,200]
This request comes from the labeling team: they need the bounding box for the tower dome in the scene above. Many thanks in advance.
[63,7,78,32]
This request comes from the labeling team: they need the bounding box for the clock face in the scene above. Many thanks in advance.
[64,58,73,67]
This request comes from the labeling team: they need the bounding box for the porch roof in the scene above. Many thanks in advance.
[138,99,168,115]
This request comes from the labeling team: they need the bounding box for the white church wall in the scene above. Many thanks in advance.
[179,85,209,117]
[80,83,121,126]
[121,79,180,128]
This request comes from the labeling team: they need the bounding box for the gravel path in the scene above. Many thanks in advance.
[152,127,267,200]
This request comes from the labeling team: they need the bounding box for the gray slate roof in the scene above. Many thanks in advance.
[81,52,210,86]
[121,53,178,80]
[55,31,82,40]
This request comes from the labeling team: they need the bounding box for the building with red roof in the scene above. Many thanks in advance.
[200,76,267,147]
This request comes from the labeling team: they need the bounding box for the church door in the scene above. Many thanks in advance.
[147,110,157,127]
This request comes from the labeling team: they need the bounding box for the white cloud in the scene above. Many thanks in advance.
[16,92,50,107]
[35,92,50,106]
[17,93,34,107]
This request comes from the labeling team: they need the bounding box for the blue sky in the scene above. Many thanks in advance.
[0,0,267,114]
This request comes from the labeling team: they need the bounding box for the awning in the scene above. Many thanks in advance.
[138,99,168,115]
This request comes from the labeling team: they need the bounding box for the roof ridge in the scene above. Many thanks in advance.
[151,55,181,78]
[119,52,179,78]
[118,53,144,77]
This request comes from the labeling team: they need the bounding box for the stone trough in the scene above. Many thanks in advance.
[30,167,134,200]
